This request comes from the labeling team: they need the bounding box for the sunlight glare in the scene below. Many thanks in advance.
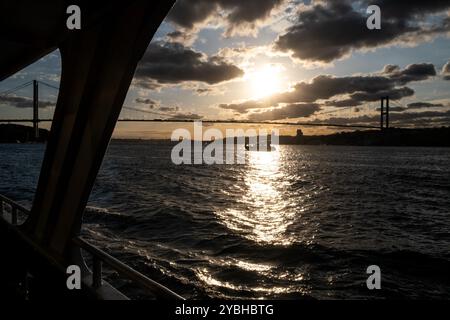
[248,65,283,99]
[215,148,298,246]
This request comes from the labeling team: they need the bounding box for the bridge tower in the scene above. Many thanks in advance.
[380,96,390,130]
[32,80,39,140]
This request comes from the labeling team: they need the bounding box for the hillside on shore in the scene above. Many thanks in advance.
[0,124,49,143]
[279,127,450,147]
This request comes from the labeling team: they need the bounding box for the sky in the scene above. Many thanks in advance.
[1,0,450,138]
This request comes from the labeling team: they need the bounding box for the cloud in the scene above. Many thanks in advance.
[375,106,406,112]
[165,30,196,45]
[407,102,445,109]
[132,98,180,113]
[219,100,268,113]
[0,96,54,109]
[378,101,446,112]
[167,0,286,36]
[274,75,392,103]
[123,105,198,121]
[132,79,162,91]
[369,0,450,20]
[324,99,364,108]
[349,86,415,102]
[159,106,180,112]
[219,73,404,113]
[382,63,437,84]
[167,0,217,30]
[442,61,450,80]
[195,87,224,96]
[248,103,321,121]
[270,63,433,104]
[168,112,204,120]
[196,88,213,96]
[308,110,450,126]
[218,63,437,120]
[274,1,450,64]
[134,42,244,88]
[135,98,158,109]
[135,98,156,105]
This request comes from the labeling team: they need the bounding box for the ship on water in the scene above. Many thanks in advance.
[0,0,182,300]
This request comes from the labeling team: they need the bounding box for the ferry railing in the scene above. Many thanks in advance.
[73,237,183,300]
[0,194,28,225]
[0,194,183,300]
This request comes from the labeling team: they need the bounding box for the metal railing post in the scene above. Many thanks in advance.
[73,237,184,300]
[0,193,184,300]
[11,206,18,225]
[0,194,30,225]
[93,256,103,289]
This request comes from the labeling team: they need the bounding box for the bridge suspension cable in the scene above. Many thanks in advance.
[0,80,386,130]
[0,81,33,97]
[37,81,60,91]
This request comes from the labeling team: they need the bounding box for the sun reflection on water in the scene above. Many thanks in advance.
[215,148,296,246]
[195,265,309,297]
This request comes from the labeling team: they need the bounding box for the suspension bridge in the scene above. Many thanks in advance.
[0,79,394,140]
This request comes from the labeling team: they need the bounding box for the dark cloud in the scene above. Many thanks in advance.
[375,106,406,112]
[442,61,450,80]
[271,63,432,105]
[196,88,212,95]
[133,79,162,91]
[349,86,415,103]
[135,98,157,109]
[219,100,268,113]
[123,106,196,120]
[248,103,321,121]
[325,99,363,108]
[133,100,180,113]
[135,98,156,105]
[274,75,392,103]
[135,42,244,87]
[0,96,54,109]
[167,0,217,30]
[377,101,445,112]
[382,64,401,74]
[195,87,223,96]
[219,63,437,120]
[166,31,195,44]
[275,1,450,63]
[407,102,445,109]
[308,110,450,126]
[168,112,204,120]
[382,63,436,84]
[159,106,180,112]
[369,0,450,20]
[167,0,285,34]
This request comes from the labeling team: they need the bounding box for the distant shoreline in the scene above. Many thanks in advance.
[112,127,450,147]
[1,124,449,147]
[0,124,49,143]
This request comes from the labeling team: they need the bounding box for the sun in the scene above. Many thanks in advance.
[248,65,283,99]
